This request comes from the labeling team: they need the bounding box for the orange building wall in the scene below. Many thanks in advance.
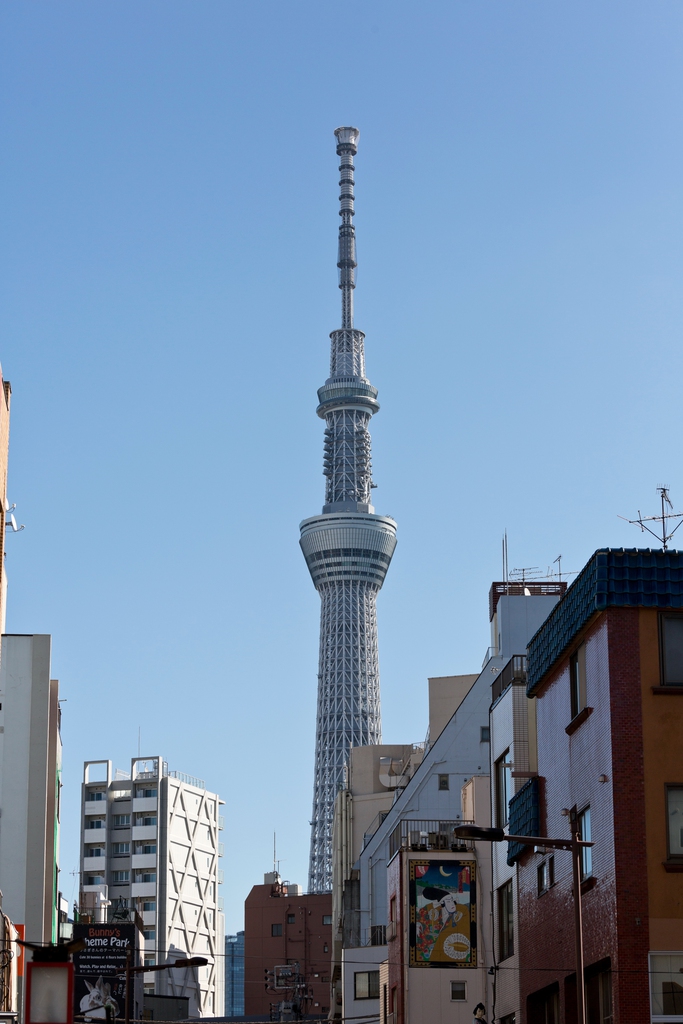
[639,608,683,950]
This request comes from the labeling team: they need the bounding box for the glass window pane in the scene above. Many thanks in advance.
[355,973,369,999]
[650,954,683,1016]
[663,616,683,684]
[579,808,592,879]
[668,788,683,856]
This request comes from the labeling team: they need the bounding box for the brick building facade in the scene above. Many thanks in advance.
[517,549,683,1024]
[244,875,332,1018]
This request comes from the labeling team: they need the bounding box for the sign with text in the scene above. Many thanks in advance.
[72,923,140,1022]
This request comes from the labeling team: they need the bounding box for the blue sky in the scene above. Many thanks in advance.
[1,1,682,935]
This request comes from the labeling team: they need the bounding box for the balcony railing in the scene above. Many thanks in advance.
[388,820,474,860]
[491,655,527,704]
[218,815,225,831]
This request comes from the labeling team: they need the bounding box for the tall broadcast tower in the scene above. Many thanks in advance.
[300,128,397,893]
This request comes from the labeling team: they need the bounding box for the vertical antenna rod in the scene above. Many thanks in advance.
[334,127,359,330]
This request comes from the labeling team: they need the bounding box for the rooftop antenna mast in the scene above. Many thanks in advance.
[502,531,509,591]
[619,485,683,551]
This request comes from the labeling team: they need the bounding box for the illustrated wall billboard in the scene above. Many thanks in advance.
[72,923,141,1022]
[408,860,477,967]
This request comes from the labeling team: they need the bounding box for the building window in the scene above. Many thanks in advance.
[112,843,130,856]
[144,955,156,967]
[86,819,105,829]
[354,971,379,1000]
[496,750,512,827]
[141,845,157,855]
[136,787,157,798]
[143,929,155,940]
[86,847,105,858]
[570,643,587,719]
[480,726,490,743]
[450,981,466,1001]
[438,774,449,791]
[650,953,683,1017]
[585,968,612,1023]
[666,786,683,858]
[323,915,332,925]
[578,807,592,880]
[537,856,554,895]
[498,880,514,960]
[661,614,683,685]
[287,914,295,924]
[499,1015,517,1024]
[112,870,129,883]
[136,815,157,826]
[271,924,282,937]
[114,789,131,800]
[142,901,156,912]
[137,872,156,883]
[87,791,106,801]
[85,875,104,886]
[112,814,130,827]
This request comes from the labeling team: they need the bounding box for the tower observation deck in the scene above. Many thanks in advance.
[300,128,397,893]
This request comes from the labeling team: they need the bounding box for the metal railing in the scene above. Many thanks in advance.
[167,770,205,790]
[491,655,528,704]
[388,820,474,860]
[481,646,497,669]
[218,814,225,831]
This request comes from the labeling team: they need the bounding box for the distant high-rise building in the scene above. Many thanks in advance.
[80,756,225,1017]
[224,931,245,1017]
[300,128,397,893]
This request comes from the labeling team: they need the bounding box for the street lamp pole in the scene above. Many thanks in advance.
[454,822,591,1024]
[569,808,586,1024]
[122,954,209,1024]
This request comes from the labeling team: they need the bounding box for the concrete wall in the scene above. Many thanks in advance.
[0,634,59,943]
[342,944,383,1024]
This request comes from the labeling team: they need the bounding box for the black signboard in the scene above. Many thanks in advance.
[72,923,141,1022]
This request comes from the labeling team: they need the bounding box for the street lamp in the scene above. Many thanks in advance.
[20,939,86,1024]
[454,806,593,1024]
[122,955,209,1024]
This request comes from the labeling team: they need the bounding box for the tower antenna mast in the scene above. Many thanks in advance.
[619,485,683,551]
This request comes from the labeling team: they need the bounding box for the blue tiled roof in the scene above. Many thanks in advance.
[526,548,683,695]
[507,777,540,865]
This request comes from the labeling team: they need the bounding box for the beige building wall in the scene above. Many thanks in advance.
[427,675,478,746]
[0,372,12,634]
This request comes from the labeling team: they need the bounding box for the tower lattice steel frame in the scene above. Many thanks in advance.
[300,128,397,893]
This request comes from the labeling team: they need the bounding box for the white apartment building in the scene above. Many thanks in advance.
[80,755,225,1017]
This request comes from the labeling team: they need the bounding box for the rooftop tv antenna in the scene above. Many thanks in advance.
[508,566,542,584]
[618,485,683,551]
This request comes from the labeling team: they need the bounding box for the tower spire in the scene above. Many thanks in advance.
[334,126,359,330]
[300,128,397,893]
